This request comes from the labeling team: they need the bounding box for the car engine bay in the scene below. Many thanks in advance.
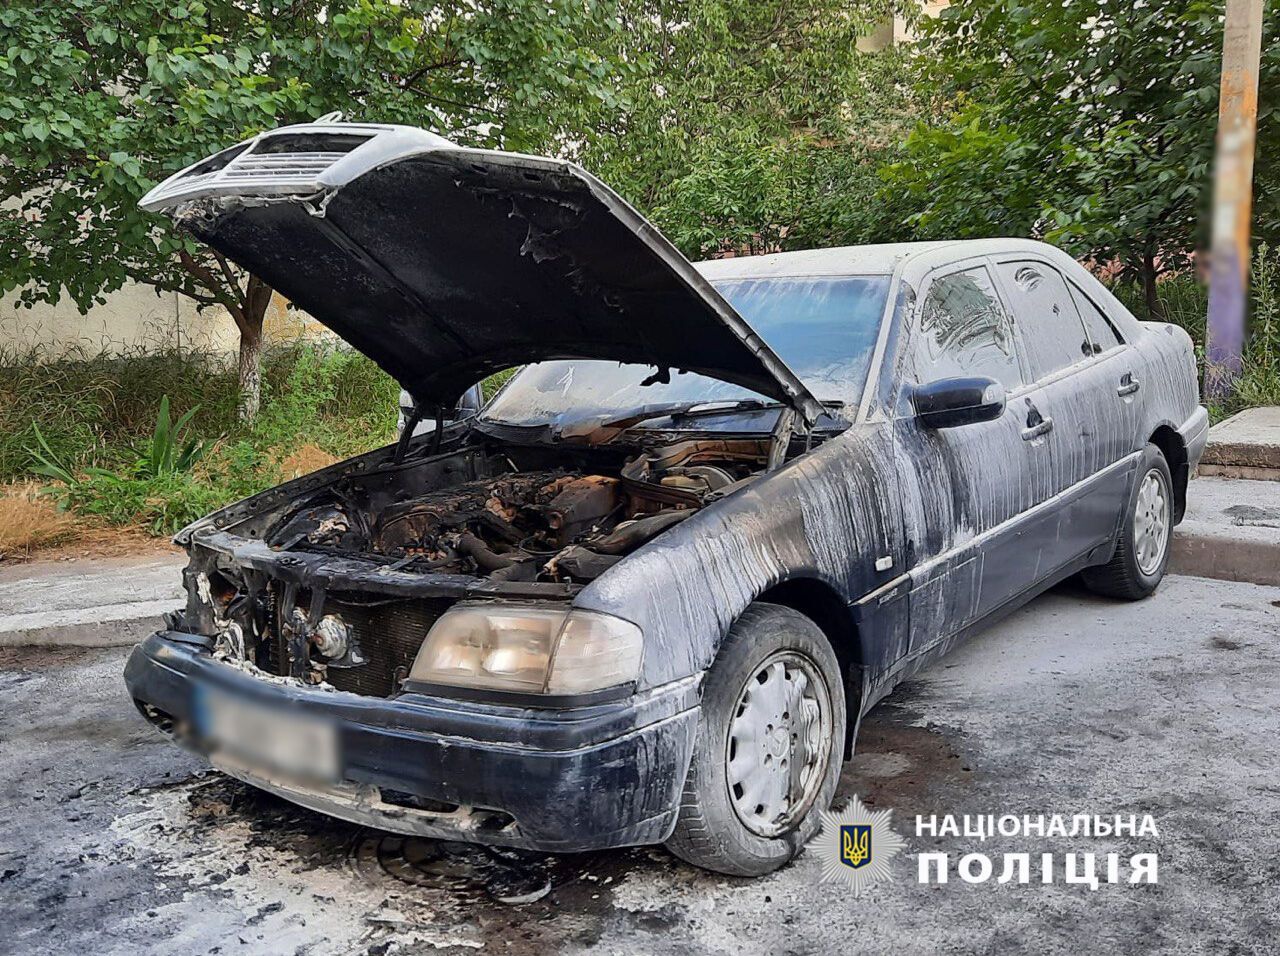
[262,436,772,585]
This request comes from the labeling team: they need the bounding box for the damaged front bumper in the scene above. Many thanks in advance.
[124,632,699,852]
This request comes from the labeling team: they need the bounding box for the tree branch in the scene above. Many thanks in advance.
[401,84,498,117]
[397,56,464,90]
[178,249,245,329]
[212,250,246,301]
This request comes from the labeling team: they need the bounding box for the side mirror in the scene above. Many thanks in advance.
[397,384,485,438]
[912,377,1006,429]
[455,382,484,417]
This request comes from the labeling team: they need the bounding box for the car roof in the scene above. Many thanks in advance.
[693,238,1147,347]
[693,238,1070,279]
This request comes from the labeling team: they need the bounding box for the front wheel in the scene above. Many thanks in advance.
[1082,443,1173,599]
[664,603,845,876]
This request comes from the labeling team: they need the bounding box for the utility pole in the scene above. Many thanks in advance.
[1205,0,1266,399]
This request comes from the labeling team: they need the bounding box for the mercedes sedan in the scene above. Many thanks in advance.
[125,122,1208,876]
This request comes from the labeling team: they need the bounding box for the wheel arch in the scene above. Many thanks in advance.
[1148,423,1188,522]
[756,577,864,759]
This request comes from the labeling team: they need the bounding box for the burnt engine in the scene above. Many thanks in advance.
[264,439,766,585]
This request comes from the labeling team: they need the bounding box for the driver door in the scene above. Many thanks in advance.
[891,260,1054,662]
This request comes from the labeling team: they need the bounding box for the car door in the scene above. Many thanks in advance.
[890,260,1054,660]
[990,256,1139,568]
[1069,277,1144,468]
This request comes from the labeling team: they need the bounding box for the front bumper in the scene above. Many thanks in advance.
[124,632,699,852]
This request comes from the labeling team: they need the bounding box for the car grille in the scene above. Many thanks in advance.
[140,129,377,207]
[260,590,450,698]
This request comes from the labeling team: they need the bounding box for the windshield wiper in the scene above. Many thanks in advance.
[554,399,846,443]
[552,399,778,442]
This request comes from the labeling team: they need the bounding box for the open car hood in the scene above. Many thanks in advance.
[140,123,822,423]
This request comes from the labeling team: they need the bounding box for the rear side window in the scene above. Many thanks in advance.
[915,267,1023,390]
[1069,283,1125,352]
[995,261,1090,379]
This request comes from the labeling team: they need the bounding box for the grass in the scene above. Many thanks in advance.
[1,341,401,538]
[0,482,77,556]
[1107,244,1280,422]
[0,339,399,483]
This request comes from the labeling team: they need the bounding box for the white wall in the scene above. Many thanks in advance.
[2,285,322,358]
[857,0,950,51]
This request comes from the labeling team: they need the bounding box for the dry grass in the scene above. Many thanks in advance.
[0,483,77,557]
[276,443,339,480]
[0,482,174,562]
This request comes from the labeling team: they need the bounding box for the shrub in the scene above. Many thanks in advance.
[1107,245,1280,420]
[8,342,400,536]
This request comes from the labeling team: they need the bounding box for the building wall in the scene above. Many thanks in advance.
[2,284,321,359]
[858,0,950,51]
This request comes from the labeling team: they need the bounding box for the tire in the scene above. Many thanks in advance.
[665,602,846,877]
[1082,443,1173,600]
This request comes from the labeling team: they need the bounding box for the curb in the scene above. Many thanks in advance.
[0,599,181,648]
[1169,533,1280,588]
[0,553,185,650]
[1,479,1274,649]
[1166,475,1280,588]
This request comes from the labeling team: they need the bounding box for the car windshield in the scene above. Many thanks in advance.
[481,274,891,429]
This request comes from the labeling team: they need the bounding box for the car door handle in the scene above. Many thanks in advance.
[1117,375,1140,397]
[1021,418,1053,441]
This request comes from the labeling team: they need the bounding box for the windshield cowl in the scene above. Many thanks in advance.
[476,403,850,447]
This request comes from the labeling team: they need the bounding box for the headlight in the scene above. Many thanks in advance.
[408,604,643,695]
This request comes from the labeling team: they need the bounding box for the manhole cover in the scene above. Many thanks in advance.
[350,832,604,904]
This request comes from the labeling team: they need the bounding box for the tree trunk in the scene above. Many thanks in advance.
[238,330,263,422]
[236,276,275,422]
[1140,249,1166,322]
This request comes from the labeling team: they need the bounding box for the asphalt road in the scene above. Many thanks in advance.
[2,575,1278,956]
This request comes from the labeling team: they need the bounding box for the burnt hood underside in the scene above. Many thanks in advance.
[152,126,821,421]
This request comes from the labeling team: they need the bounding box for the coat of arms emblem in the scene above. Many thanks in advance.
[818,795,905,894]
[841,824,872,869]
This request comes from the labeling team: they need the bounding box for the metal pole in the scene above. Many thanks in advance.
[1205,0,1266,398]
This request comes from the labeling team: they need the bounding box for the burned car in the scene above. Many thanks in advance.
[126,123,1208,876]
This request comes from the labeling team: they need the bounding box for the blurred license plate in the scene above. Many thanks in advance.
[193,686,340,783]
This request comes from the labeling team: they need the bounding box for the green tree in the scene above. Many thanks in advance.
[882,0,1280,321]
[0,0,624,418]
[575,0,920,260]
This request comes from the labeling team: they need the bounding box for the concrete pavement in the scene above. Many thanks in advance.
[0,553,185,647]
[3,574,1278,955]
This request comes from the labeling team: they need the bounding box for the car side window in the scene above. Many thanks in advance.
[1069,282,1125,352]
[915,266,1023,389]
[995,261,1090,380]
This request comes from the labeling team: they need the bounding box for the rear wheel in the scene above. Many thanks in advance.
[1083,443,1173,599]
[665,603,845,876]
